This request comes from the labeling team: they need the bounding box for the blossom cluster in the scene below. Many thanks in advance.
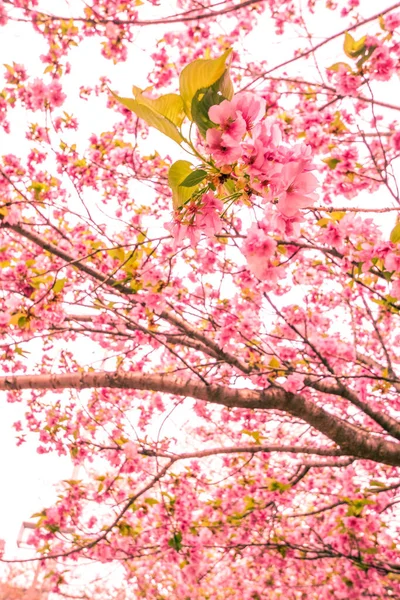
[168,92,318,280]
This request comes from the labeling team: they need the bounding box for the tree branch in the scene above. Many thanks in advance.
[245,2,400,88]
[3,0,265,26]
[2,370,400,465]
[305,378,400,441]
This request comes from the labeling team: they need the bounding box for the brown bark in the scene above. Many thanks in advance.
[2,370,400,466]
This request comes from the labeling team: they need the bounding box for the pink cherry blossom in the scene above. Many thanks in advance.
[335,64,362,96]
[256,116,282,148]
[385,252,400,272]
[123,441,138,459]
[231,92,266,131]
[392,131,400,152]
[198,191,224,236]
[206,128,242,166]
[165,217,201,248]
[369,46,396,81]
[242,223,277,279]
[208,99,246,142]
[384,11,400,31]
[391,279,400,298]
[270,211,303,237]
[0,1,7,26]
[283,373,305,393]
[272,162,319,217]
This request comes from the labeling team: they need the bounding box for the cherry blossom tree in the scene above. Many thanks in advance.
[1,0,400,598]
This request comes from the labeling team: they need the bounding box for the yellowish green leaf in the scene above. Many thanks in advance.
[330,211,346,221]
[168,160,201,209]
[327,62,352,72]
[322,157,341,169]
[10,312,27,327]
[107,247,126,262]
[53,278,66,294]
[269,357,281,369]
[343,31,367,59]
[329,111,349,134]
[110,91,183,145]
[131,86,185,127]
[390,222,400,244]
[179,48,232,119]
[241,429,263,444]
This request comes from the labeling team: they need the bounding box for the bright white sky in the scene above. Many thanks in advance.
[0,0,399,592]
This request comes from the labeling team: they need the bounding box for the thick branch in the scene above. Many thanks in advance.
[2,370,400,466]
[162,445,347,460]
[305,378,400,441]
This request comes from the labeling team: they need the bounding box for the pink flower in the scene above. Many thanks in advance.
[369,46,396,82]
[165,218,201,248]
[231,92,266,131]
[45,507,61,526]
[385,11,400,32]
[255,117,282,148]
[0,311,10,328]
[283,373,304,393]
[242,224,277,279]
[391,279,400,298]
[0,1,7,26]
[335,65,361,96]
[47,81,66,107]
[206,128,242,166]
[123,441,138,460]
[199,192,224,236]
[105,22,120,39]
[3,203,20,225]
[242,138,272,177]
[28,78,47,110]
[392,131,400,152]
[270,211,303,238]
[385,252,400,272]
[272,162,318,217]
[209,100,246,142]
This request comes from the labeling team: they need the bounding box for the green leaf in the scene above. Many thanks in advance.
[110,91,183,145]
[329,111,349,134]
[277,546,287,558]
[344,497,375,517]
[356,44,377,70]
[390,223,400,244]
[343,32,367,59]
[224,178,236,195]
[322,157,341,170]
[168,531,182,552]
[265,478,291,493]
[180,169,208,187]
[179,48,233,119]
[191,86,224,137]
[168,160,201,209]
[241,429,263,444]
[53,278,66,294]
[368,479,387,488]
[131,86,185,127]
[343,32,356,58]
[144,497,159,506]
[382,271,393,282]
[327,62,352,72]
[191,67,235,137]
[18,316,27,328]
